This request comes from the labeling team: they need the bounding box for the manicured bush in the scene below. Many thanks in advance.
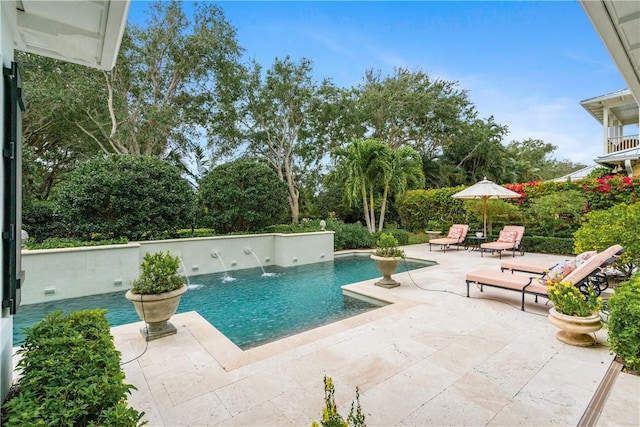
[198,159,290,233]
[130,251,184,295]
[607,274,640,372]
[574,202,640,277]
[1,310,143,426]
[21,200,68,242]
[521,236,574,255]
[57,155,194,240]
[329,220,376,251]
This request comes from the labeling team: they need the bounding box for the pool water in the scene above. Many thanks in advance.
[13,255,433,349]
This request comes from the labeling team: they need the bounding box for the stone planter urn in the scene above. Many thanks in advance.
[125,285,188,341]
[548,307,603,347]
[370,254,402,288]
[425,231,441,240]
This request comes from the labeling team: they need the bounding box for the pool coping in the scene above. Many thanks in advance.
[113,251,439,371]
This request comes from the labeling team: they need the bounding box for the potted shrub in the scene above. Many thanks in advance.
[370,233,406,288]
[125,251,187,341]
[546,278,603,347]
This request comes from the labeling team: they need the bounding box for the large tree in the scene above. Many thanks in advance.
[85,1,242,156]
[353,68,476,155]
[439,116,510,184]
[212,56,335,224]
[20,0,243,183]
[505,138,586,181]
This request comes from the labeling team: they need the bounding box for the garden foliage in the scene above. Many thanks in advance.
[607,274,640,372]
[395,175,640,255]
[311,376,365,427]
[21,200,67,242]
[57,155,194,240]
[574,202,640,277]
[1,310,144,426]
[198,158,290,233]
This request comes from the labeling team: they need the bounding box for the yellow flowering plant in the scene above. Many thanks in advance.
[547,278,603,317]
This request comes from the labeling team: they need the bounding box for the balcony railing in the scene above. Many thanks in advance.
[606,134,639,154]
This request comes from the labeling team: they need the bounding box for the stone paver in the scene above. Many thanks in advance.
[110,244,640,426]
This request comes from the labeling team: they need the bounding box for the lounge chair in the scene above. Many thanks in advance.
[465,244,624,311]
[429,224,469,252]
[480,225,525,258]
[500,250,597,274]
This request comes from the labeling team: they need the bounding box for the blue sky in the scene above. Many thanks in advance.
[127,1,633,165]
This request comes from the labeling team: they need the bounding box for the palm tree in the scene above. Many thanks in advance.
[333,138,390,233]
[378,146,424,231]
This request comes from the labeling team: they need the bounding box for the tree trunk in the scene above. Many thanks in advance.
[368,186,376,234]
[378,185,389,232]
[289,190,300,224]
[361,184,372,232]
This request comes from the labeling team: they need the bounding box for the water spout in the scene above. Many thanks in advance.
[211,250,236,282]
[178,256,198,289]
[245,248,275,277]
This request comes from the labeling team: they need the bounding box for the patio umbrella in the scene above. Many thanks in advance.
[451,177,521,238]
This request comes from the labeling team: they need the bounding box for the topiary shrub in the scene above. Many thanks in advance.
[198,158,290,233]
[1,310,144,426]
[375,228,409,246]
[607,274,640,372]
[21,200,68,242]
[57,155,194,240]
[130,251,185,295]
[574,202,640,278]
[373,233,405,258]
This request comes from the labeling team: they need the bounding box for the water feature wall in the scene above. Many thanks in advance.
[20,232,334,304]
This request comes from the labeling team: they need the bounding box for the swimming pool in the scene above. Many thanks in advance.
[13,255,434,348]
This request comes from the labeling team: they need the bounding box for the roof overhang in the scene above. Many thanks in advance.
[11,0,130,70]
[580,88,638,125]
[580,0,640,104]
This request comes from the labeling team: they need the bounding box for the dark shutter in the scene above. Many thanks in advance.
[3,62,26,314]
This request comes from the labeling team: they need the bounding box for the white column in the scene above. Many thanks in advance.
[603,108,609,154]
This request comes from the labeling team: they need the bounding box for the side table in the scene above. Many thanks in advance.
[465,236,487,252]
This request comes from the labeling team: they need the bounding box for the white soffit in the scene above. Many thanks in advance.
[580,88,638,125]
[13,0,130,70]
[580,0,640,104]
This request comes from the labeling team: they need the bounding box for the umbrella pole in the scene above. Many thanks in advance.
[483,198,487,238]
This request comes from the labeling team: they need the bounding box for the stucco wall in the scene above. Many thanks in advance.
[21,232,334,305]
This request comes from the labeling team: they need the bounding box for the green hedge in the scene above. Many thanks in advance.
[396,188,466,232]
[607,274,640,372]
[2,310,144,426]
[520,236,574,255]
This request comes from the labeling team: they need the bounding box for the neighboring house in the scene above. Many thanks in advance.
[554,1,640,182]
[0,0,129,402]
[581,89,640,176]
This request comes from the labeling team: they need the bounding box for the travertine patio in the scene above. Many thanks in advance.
[112,243,640,426]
